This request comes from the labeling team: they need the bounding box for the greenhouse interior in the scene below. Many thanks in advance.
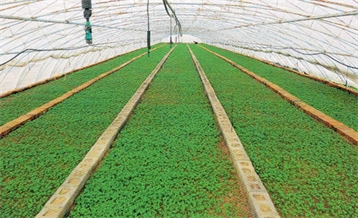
[0,0,357,217]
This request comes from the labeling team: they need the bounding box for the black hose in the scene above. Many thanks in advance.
[147,0,151,55]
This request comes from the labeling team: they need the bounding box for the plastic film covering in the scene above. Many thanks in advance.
[0,0,357,95]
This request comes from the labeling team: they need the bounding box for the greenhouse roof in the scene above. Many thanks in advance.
[1,0,357,95]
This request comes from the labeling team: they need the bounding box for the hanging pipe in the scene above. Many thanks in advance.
[147,0,151,57]
[170,15,173,48]
[147,30,151,56]
[162,0,182,36]
[82,0,92,44]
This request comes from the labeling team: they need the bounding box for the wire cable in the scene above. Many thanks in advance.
[291,48,358,70]
[0,43,119,67]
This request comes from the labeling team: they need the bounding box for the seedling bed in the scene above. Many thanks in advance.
[189,44,358,217]
[70,44,252,217]
[0,47,169,217]
[201,45,358,132]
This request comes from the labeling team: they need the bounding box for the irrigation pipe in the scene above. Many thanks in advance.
[36,45,177,218]
[199,45,358,146]
[0,45,164,139]
[187,44,280,218]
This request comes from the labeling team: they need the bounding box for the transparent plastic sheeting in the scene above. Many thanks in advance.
[0,0,357,95]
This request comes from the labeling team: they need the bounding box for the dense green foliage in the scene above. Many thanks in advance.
[201,44,358,132]
[71,45,251,217]
[190,44,358,217]
[0,45,162,126]
[0,47,169,217]
[2,43,356,217]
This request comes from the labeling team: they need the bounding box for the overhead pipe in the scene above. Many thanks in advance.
[147,0,151,57]
[82,0,93,44]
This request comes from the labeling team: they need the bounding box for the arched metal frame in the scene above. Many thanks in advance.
[0,0,357,94]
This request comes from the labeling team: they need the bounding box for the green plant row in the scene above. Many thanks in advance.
[0,46,170,217]
[70,44,252,217]
[0,44,163,126]
[189,44,358,217]
[201,44,358,132]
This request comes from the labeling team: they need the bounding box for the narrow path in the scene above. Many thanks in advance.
[189,44,358,217]
[199,45,358,145]
[0,44,166,99]
[0,46,163,138]
[0,45,164,126]
[68,44,253,217]
[259,59,358,96]
[188,44,279,218]
[200,44,358,132]
[0,46,171,217]
[36,46,176,218]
